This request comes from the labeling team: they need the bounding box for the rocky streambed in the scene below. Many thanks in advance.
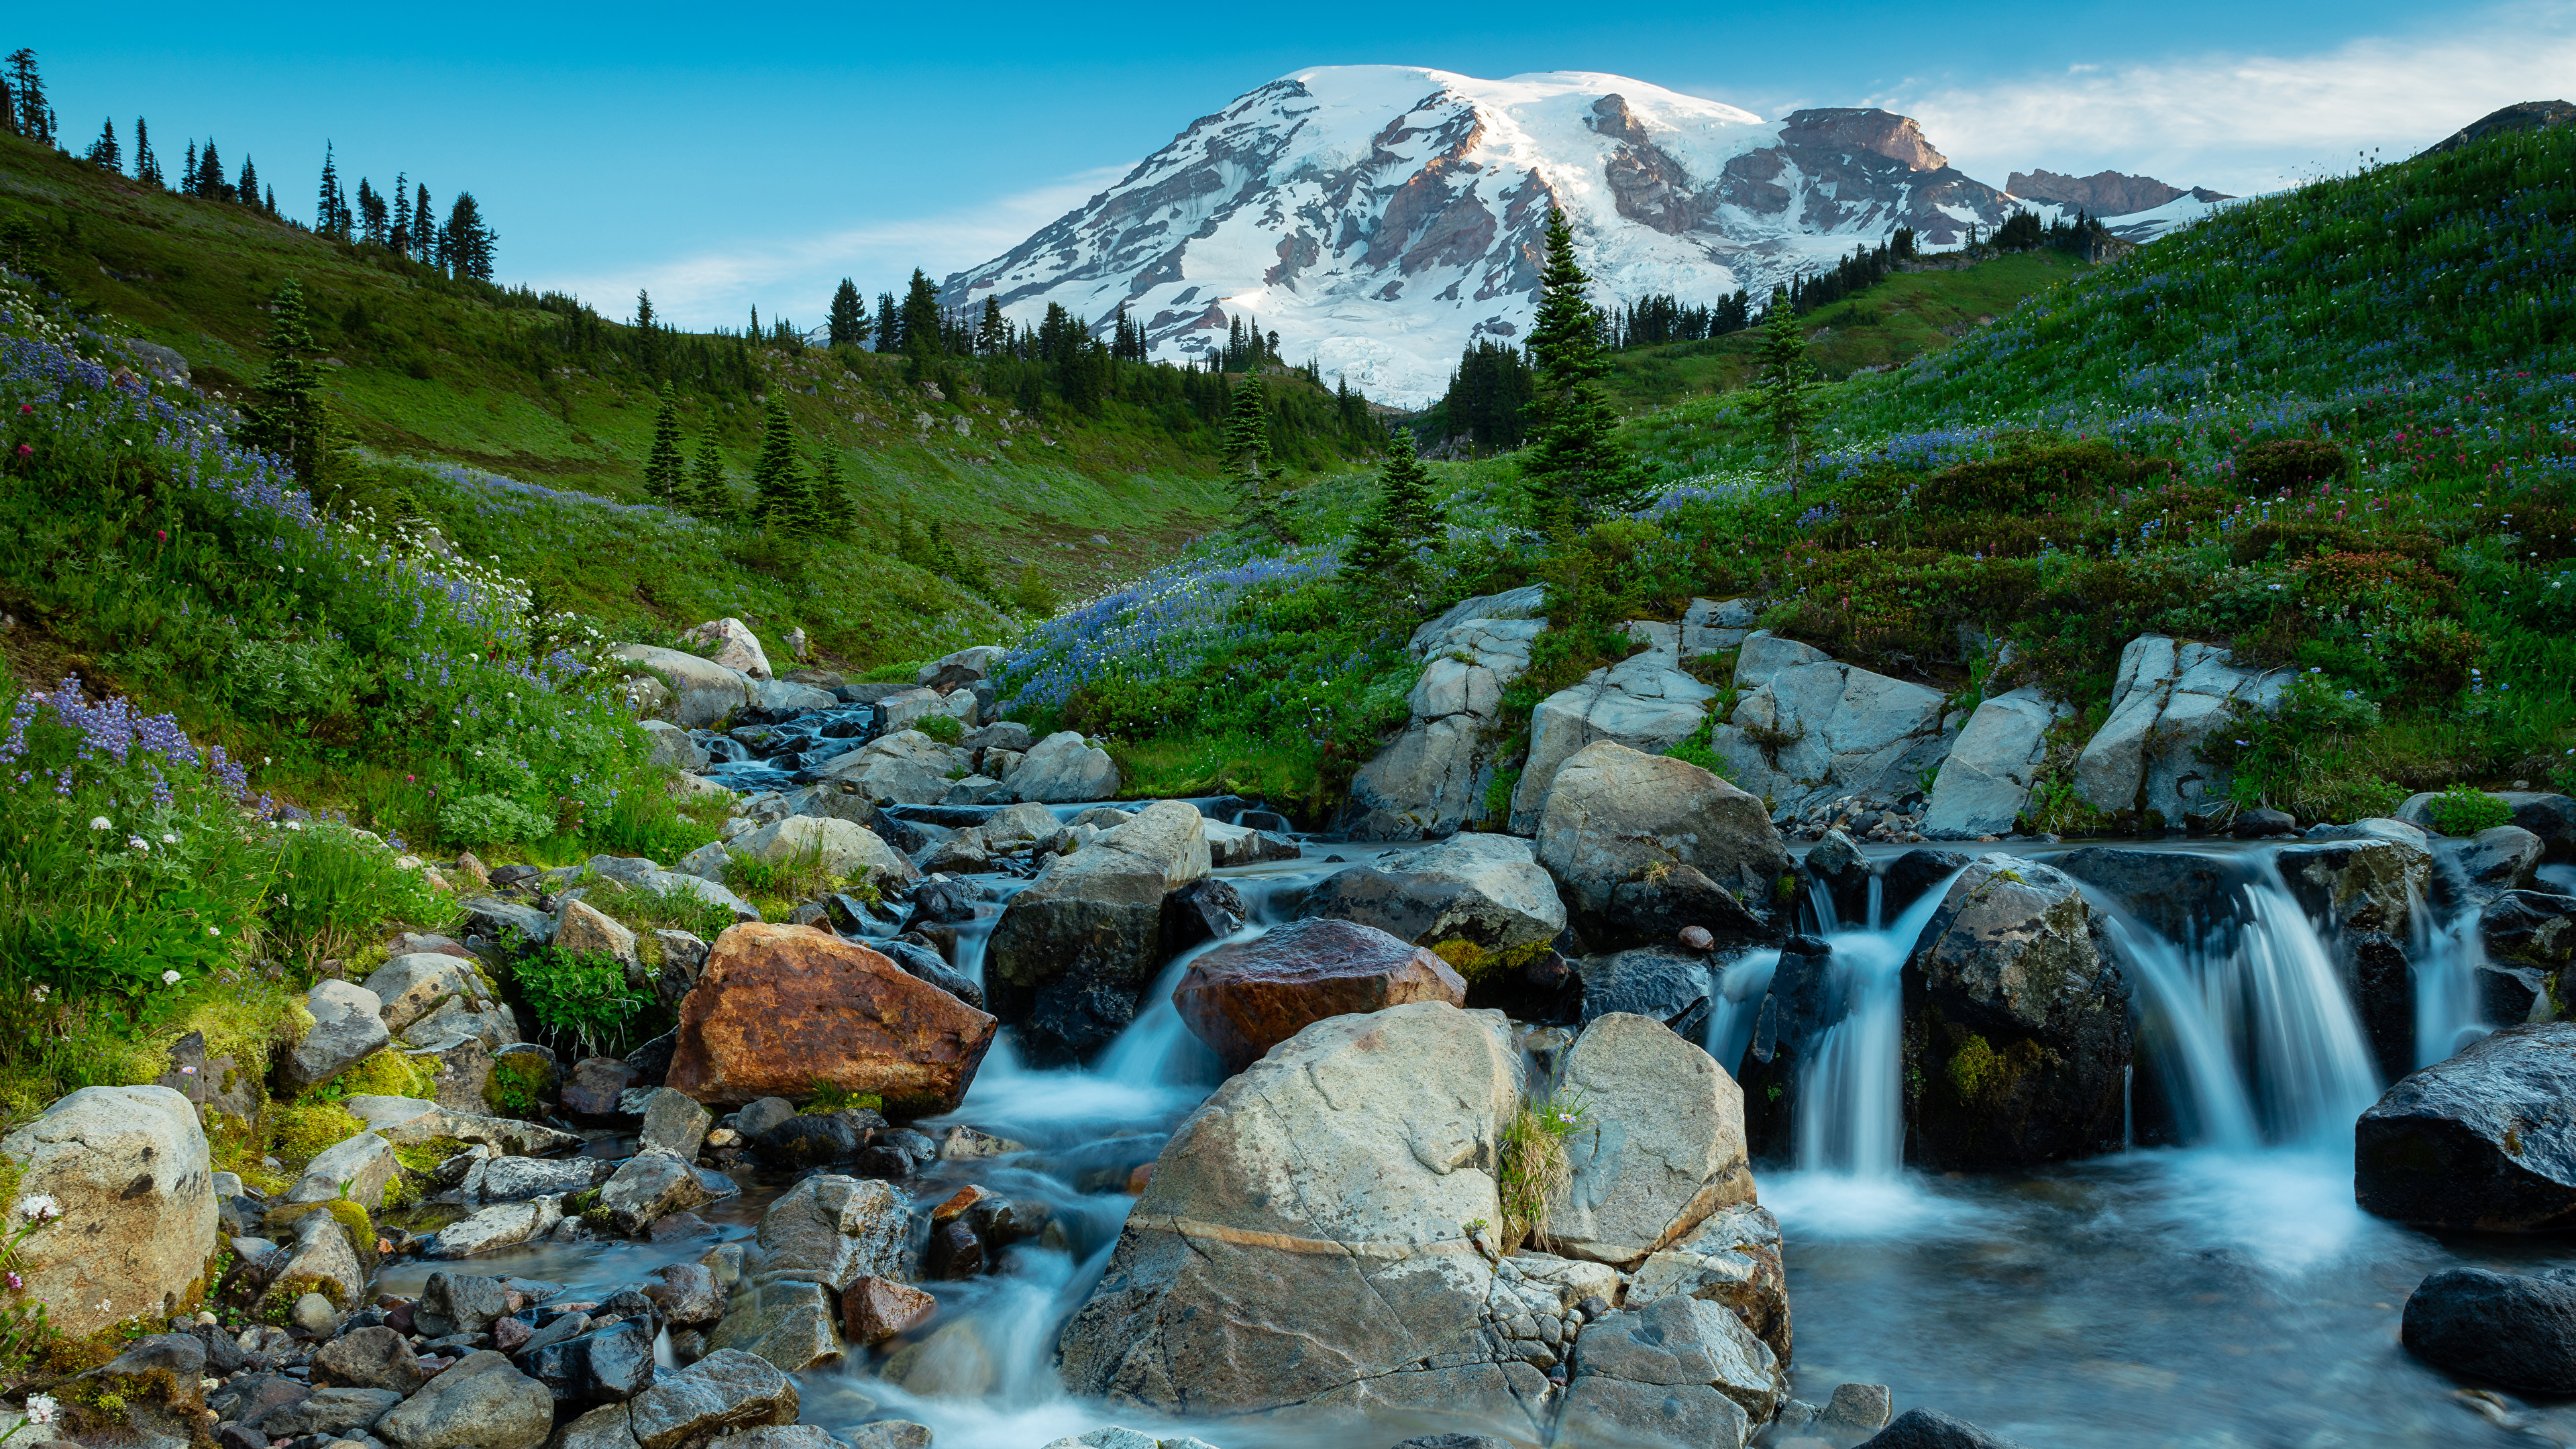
[7,635,2576,1449]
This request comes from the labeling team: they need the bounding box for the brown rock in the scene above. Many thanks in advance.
[664,924,998,1114]
[1124,1163,1154,1195]
[930,1186,989,1223]
[842,1277,936,1346]
[1172,918,1466,1073]
[454,851,494,890]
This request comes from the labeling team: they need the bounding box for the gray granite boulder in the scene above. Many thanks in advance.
[1510,621,1717,834]
[1922,686,2068,838]
[1710,633,1955,819]
[2072,635,2288,826]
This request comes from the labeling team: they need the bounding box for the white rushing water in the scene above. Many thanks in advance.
[1790,874,1964,1178]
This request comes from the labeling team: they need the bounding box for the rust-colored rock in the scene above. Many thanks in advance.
[1124,1163,1155,1195]
[1172,918,1467,1073]
[930,1185,989,1223]
[664,923,998,1114]
[842,1275,936,1346]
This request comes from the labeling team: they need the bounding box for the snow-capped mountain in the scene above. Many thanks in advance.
[940,66,2224,407]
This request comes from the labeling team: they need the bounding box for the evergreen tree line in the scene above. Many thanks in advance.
[5,48,498,282]
[1607,290,1755,347]
[1436,339,1536,455]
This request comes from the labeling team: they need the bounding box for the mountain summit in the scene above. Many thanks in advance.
[941,66,2218,405]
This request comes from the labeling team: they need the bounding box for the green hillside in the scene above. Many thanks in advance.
[0,129,1383,673]
[1008,122,2576,827]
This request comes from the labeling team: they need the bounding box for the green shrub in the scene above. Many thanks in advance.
[2426,784,2513,836]
[1498,1088,1591,1250]
[513,946,654,1058]
[916,713,963,745]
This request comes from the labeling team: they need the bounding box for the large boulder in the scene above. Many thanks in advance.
[2400,1267,2576,1392]
[727,815,920,890]
[373,1350,555,1449]
[364,953,504,1042]
[1509,621,1717,833]
[626,1350,799,1449]
[678,616,773,680]
[2356,1021,2576,1231]
[1544,1013,1755,1266]
[1344,591,1549,839]
[639,718,708,771]
[1535,741,1792,927]
[1708,633,1957,819]
[1558,1294,1782,1449]
[1011,731,1122,803]
[875,686,977,735]
[1173,918,1468,1073]
[1921,686,2068,838]
[708,1279,841,1373]
[986,800,1210,1063]
[287,979,391,1088]
[1574,949,1713,1036]
[2072,635,2288,825]
[813,731,959,805]
[664,924,997,1113]
[1857,1409,2033,1449]
[2275,834,2430,937]
[1901,855,2131,1168]
[1295,834,1567,966]
[612,643,755,729]
[2483,889,2576,975]
[0,1084,217,1337]
[1057,1003,1553,1430]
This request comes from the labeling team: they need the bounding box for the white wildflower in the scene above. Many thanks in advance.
[161,969,182,985]
[23,1393,58,1424]
[89,816,112,830]
[15,1193,62,1224]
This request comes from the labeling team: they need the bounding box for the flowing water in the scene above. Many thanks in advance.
[385,824,2567,1448]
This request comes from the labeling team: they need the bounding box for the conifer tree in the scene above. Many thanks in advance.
[751,397,810,532]
[240,279,337,489]
[239,155,260,207]
[643,384,686,505]
[411,184,434,262]
[198,138,223,199]
[390,171,410,252]
[316,142,344,236]
[975,297,1008,357]
[443,193,494,280]
[133,117,159,186]
[873,292,900,353]
[1222,377,1283,539]
[85,117,119,171]
[812,451,853,535]
[827,278,866,347]
[901,270,943,363]
[5,50,52,147]
[1342,430,1442,590]
[689,433,732,521]
[182,141,197,192]
[1749,285,1821,489]
[1519,208,1648,525]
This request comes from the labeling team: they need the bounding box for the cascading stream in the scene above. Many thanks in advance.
[2409,860,2493,1068]
[1788,871,1964,1178]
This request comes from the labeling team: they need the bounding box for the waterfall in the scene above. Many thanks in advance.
[2410,867,2492,1068]
[1791,874,1963,1177]
[2089,858,2381,1150]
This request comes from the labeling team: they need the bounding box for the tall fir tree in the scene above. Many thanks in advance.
[1221,377,1284,539]
[1749,286,1823,490]
[826,278,866,347]
[181,140,196,193]
[812,451,853,536]
[132,117,159,186]
[411,183,435,262]
[240,279,336,490]
[975,297,1008,356]
[443,193,494,280]
[751,397,811,532]
[873,292,900,353]
[689,433,732,521]
[238,154,259,207]
[1341,430,1443,592]
[85,116,119,171]
[315,142,344,236]
[642,384,686,505]
[1519,208,1647,525]
[388,170,410,254]
[900,269,943,369]
[197,138,223,199]
[6,50,52,146]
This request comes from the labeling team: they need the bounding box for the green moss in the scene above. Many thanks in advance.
[1428,938,1552,985]
[483,1053,551,1119]
[800,1081,883,1114]
[268,1102,366,1168]
[1946,1032,2043,1106]
[321,1049,439,1102]
[391,1134,470,1175]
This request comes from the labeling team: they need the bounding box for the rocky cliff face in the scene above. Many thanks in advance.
[2005,168,2232,217]
[940,66,2208,407]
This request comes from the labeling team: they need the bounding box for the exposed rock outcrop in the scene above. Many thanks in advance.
[1344,586,1548,839]
[1509,621,1715,833]
[0,1084,217,1337]
[1534,741,1793,933]
[2072,636,2286,826]
[2357,1021,2576,1231]
[1545,1012,1756,1267]
[987,800,1210,1063]
[1921,686,2068,837]
[1173,918,1466,1072]
[1710,633,1955,819]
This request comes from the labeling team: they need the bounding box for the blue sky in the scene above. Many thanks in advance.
[20,1,2572,329]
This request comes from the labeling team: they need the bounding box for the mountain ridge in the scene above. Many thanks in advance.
[938,65,2226,405]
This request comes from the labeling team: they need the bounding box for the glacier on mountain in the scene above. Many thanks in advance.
[939,66,2220,408]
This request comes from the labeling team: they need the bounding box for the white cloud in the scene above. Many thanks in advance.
[1868,2,2576,195]
[531,164,1131,330]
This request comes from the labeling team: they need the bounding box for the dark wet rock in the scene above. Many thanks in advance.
[2231,806,2297,838]
[2277,835,2430,938]
[748,1111,879,1169]
[2401,1266,2576,1392]
[528,1318,656,1403]
[1801,829,1873,925]
[211,1372,308,1426]
[1881,849,1973,922]
[1572,948,1712,1037]
[2483,890,2576,973]
[1389,1437,1512,1449]
[625,1348,799,1449]
[1902,855,2132,1169]
[2349,930,2416,1082]
[986,800,1210,1065]
[254,1385,401,1438]
[2053,847,2257,945]
[926,1218,985,1279]
[1599,864,1773,952]
[1857,1407,2033,1448]
[843,1275,936,1345]
[2357,1021,2576,1231]
[2455,826,2544,903]
[1165,877,1249,954]
[874,936,986,1011]
[643,1263,725,1326]
[910,878,979,923]
[310,1324,424,1395]
[562,1057,637,1118]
